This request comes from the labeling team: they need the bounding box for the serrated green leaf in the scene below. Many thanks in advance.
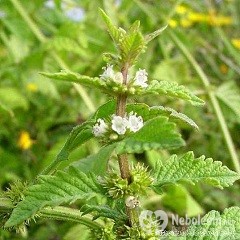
[153,152,240,189]
[143,80,204,106]
[100,9,145,65]
[184,207,240,239]
[119,30,145,65]
[99,9,125,45]
[5,167,103,228]
[41,71,130,96]
[116,116,185,154]
[41,71,106,90]
[71,144,117,176]
[145,25,168,43]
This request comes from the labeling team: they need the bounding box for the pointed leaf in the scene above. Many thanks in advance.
[41,71,106,90]
[99,9,125,45]
[143,80,204,106]
[145,25,168,43]
[119,31,145,65]
[5,167,103,228]
[153,152,240,189]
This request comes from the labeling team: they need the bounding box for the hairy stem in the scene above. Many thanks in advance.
[116,65,131,182]
[116,64,138,227]
[40,206,103,230]
[10,0,95,114]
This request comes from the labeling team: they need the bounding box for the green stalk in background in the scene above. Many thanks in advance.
[169,31,240,174]
[10,0,96,114]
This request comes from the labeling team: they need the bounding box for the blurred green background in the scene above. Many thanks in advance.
[0,0,240,239]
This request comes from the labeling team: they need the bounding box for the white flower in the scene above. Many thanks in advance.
[92,119,108,137]
[128,112,144,132]
[111,115,128,135]
[61,2,85,22]
[64,7,85,22]
[100,64,115,80]
[134,69,148,88]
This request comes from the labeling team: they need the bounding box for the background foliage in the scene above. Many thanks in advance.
[0,0,240,239]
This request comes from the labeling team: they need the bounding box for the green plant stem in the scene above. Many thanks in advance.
[116,64,131,182]
[10,0,95,113]
[40,206,103,230]
[169,31,240,174]
[0,198,102,230]
[116,64,138,227]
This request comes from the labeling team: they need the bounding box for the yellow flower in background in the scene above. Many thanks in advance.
[176,5,188,15]
[180,18,193,28]
[220,64,228,74]
[187,11,232,26]
[18,131,34,150]
[188,12,207,22]
[208,15,232,26]
[169,19,178,28]
[26,83,38,92]
[231,39,240,49]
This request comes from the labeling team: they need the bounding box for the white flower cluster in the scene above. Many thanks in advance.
[100,65,148,88]
[92,112,144,137]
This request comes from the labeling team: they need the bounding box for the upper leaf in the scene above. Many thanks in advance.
[142,80,204,106]
[116,116,185,154]
[5,167,104,228]
[118,23,145,65]
[152,152,240,189]
[41,71,106,90]
[41,71,130,97]
[99,9,126,45]
[41,72,204,106]
[100,9,145,66]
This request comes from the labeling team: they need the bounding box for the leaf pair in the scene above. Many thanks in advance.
[41,71,204,106]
